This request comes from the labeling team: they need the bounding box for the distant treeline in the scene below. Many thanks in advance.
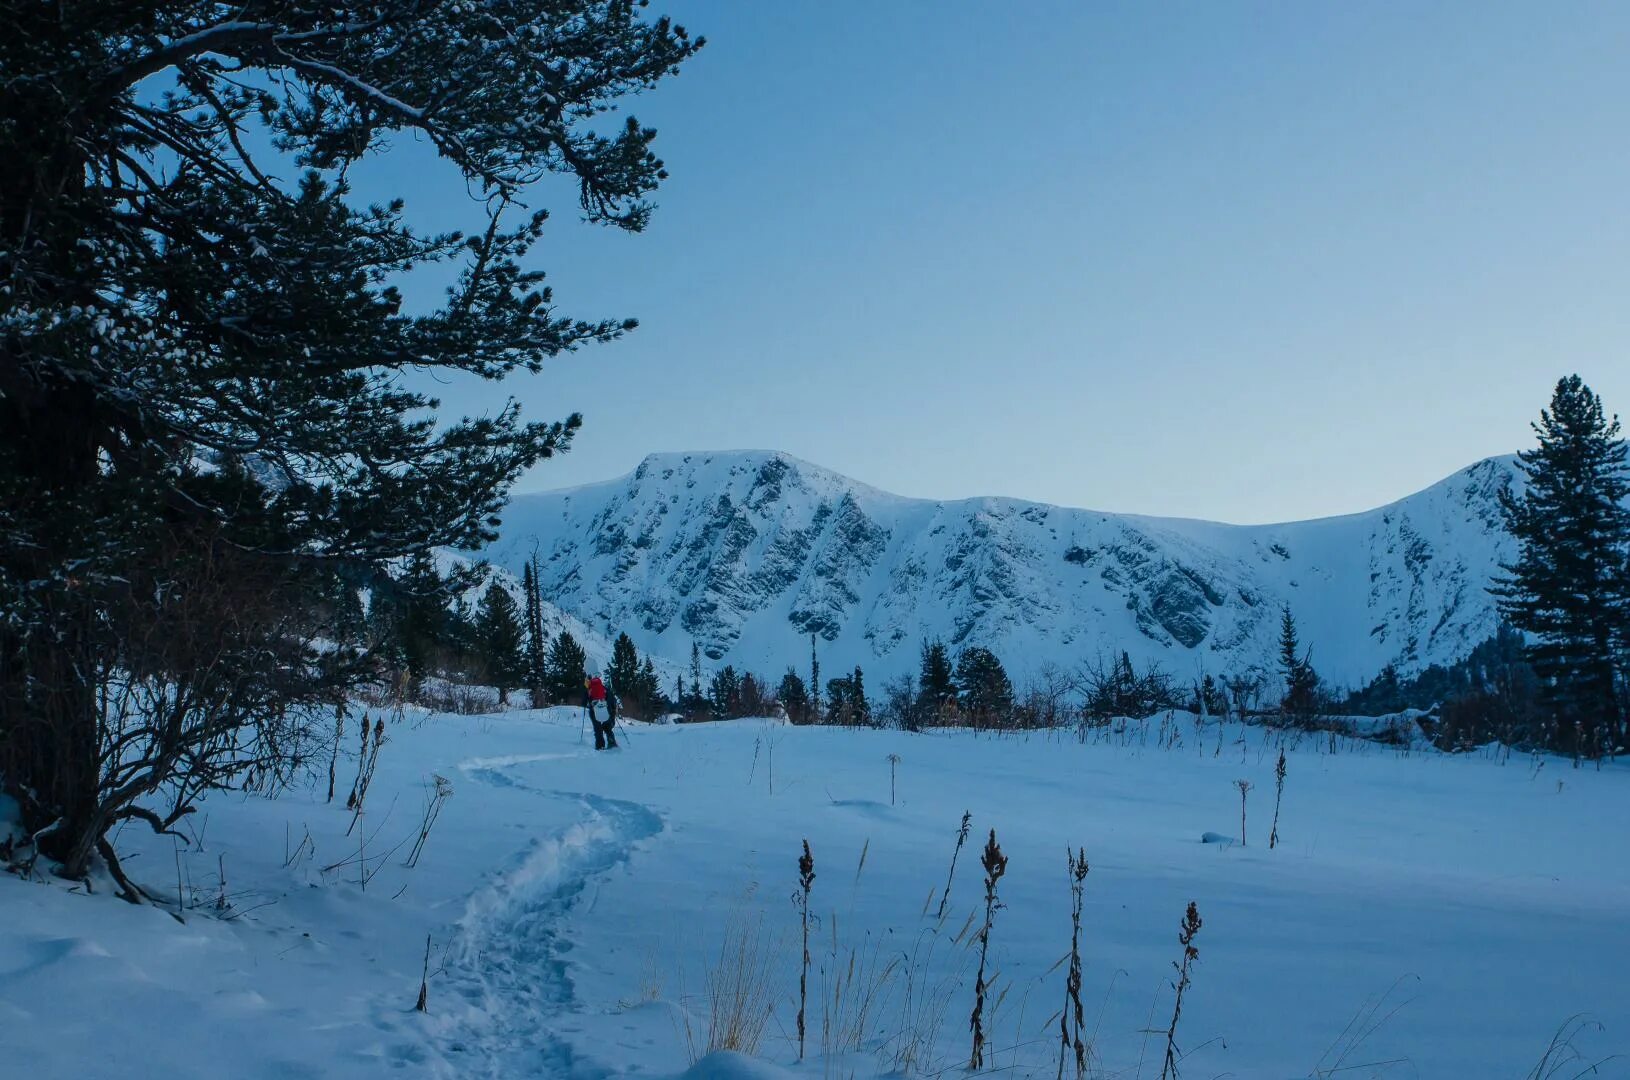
[327,378,1630,762]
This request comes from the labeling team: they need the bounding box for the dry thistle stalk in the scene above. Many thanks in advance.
[327,703,345,804]
[406,774,454,869]
[1159,901,1203,1080]
[969,828,1008,1071]
[795,839,816,1060]
[1058,847,1090,1080]
[347,716,387,837]
[415,933,432,1012]
[1269,750,1287,849]
[1234,779,1253,846]
[937,810,973,921]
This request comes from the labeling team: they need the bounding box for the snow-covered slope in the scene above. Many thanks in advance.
[7,710,1627,1077]
[489,451,1525,688]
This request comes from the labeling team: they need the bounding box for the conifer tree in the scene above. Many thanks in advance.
[710,665,742,720]
[956,647,1015,727]
[522,558,547,696]
[398,553,453,681]
[638,657,663,715]
[824,675,854,726]
[476,581,525,705]
[810,633,822,721]
[609,632,641,703]
[779,668,811,724]
[1278,606,1319,724]
[545,632,588,706]
[1495,375,1630,753]
[918,640,957,718]
[851,666,871,726]
[0,1,704,877]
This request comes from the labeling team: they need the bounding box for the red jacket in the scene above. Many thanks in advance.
[588,677,607,702]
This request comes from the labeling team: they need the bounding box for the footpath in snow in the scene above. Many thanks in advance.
[2,706,1627,1079]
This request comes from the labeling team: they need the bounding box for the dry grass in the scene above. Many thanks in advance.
[682,910,784,1063]
[882,911,979,1075]
[1523,1015,1619,1080]
[819,924,903,1064]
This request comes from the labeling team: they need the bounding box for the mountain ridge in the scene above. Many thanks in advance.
[486,448,1528,690]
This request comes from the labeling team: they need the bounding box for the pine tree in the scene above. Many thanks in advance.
[609,632,641,707]
[546,632,588,706]
[956,647,1015,727]
[637,657,663,715]
[710,666,742,720]
[1196,674,1228,717]
[0,2,703,878]
[1278,606,1319,724]
[522,558,547,696]
[476,581,526,705]
[398,553,452,681]
[779,668,811,724]
[1495,375,1630,754]
[917,640,957,719]
[810,633,822,720]
[824,675,854,725]
[851,666,871,727]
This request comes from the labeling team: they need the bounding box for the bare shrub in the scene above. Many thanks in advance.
[2,531,334,894]
[1079,653,1183,724]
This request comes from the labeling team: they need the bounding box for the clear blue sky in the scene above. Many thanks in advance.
[374,2,1630,525]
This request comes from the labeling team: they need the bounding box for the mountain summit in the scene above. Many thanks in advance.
[489,450,1522,688]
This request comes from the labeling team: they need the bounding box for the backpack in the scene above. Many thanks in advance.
[588,676,607,702]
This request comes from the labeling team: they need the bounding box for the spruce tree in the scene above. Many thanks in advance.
[779,668,811,724]
[476,581,526,705]
[522,558,547,696]
[398,552,452,681]
[824,675,854,725]
[710,666,742,720]
[851,666,871,726]
[0,2,703,877]
[1495,375,1630,754]
[545,632,588,706]
[810,633,822,720]
[608,631,642,714]
[1277,606,1318,723]
[917,640,957,717]
[956,648,1015,727]
[636,657,662,715]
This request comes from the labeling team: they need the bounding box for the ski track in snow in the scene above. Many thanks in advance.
[432,754,663,1079]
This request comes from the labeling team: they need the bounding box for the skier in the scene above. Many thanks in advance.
[585,674,613,750]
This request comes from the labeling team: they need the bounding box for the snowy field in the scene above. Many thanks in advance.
[3,708,1627,1079]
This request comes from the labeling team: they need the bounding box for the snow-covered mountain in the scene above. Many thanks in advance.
[487,450,1525,689]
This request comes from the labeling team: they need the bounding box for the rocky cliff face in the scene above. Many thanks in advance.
[487,450,1524,689]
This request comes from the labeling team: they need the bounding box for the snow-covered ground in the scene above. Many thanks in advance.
[3,709,1627,1079]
